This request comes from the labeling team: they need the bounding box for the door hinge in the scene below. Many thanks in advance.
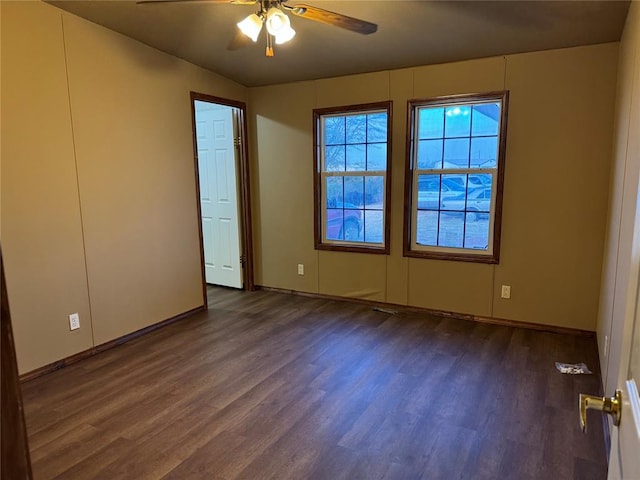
[240,255,246,266]
[234,137,241,147]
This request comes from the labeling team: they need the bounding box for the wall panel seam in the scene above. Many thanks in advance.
[60,12,96,348]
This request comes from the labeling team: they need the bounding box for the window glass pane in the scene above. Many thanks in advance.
[365,176,384,208]
[346,114,366,144]
[344,176,364,208]
[444,106,471,137]
[325,145,345,171]
[367,112,387,143]
[483,174,494,190]
[441,188,465,211]
[464,214,489,250]
[317,103,390,251]
[468,173,492,189]
[324,117,344,145]
[364,210,383,243]
[416,210,438,246]
[442,174,466,191]
[418,107,444,139]
[467,187,492,213]
[417,174,441,210]
[438,211,464,248]
[472,103,500,136]
[367,143,387,171]
[408,95,505,260]
[470,136,498,168]
[417,139,443,169]
[343,209,363,241]
[326,177,343,208]
[443,138,470,168]
[346,144,365,171]
[326,209,344,240]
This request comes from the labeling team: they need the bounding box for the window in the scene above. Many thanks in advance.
[314,102,392,253]
[404,92,508,263]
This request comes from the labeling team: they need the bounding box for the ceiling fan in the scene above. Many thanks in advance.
[136,0,378,57]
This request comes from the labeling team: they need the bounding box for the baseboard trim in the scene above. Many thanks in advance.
[20,287,594,382]
[257,286,595,337]
[20,305,206,383]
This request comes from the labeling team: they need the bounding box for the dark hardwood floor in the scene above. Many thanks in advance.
[21,286,607,479]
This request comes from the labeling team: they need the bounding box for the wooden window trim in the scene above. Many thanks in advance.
[403,91,509,264]
[313,101,393,255]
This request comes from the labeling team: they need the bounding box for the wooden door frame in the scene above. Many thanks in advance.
[190,92,255,305]
[1,247,33,479]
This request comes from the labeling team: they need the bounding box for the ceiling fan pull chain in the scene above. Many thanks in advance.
[266,33,274,57]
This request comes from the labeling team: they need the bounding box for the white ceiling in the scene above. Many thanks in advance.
[48,0,630,87]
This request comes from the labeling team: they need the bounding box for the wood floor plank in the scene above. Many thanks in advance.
[421,423,478,479]
[51,437,135,480]
[30,423,121,479]
[21,286,608,479]
[306,445,361,480]
[160,430,247,480]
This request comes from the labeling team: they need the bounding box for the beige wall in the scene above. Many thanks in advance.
[1,0,624,374]
[249,82,318,292]
[2,1,93,372]
[1,1,247,373]
[249,43,618,331]
[496,46,617,328]
[597,2,640,396]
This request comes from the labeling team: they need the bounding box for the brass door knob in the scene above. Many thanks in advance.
[579,389,622,432]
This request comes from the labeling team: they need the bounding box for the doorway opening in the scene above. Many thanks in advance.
[190,92,253,300]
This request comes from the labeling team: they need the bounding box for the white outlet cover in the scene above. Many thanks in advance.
[69,313,80,330]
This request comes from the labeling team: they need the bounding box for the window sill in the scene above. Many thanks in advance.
[403,248,499,264]
[316,243,389,255]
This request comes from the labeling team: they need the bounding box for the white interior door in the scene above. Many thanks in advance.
[608,152,640,480]
[607,192,640,479]
[609,11,640,475]
[195,101,243,289]
[608,300,640,479]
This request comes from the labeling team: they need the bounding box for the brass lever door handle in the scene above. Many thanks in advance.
[579,389,622,432]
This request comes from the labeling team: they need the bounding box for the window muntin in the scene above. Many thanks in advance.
[314,102,392,253]
[405,92,508,263]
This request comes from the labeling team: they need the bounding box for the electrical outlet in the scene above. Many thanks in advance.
[69,313,80,330]
[501,285,511,299]
[297,264,304,275]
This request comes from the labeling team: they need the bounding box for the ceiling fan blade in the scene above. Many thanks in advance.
[136,0,256,5]
[285,4,377,35]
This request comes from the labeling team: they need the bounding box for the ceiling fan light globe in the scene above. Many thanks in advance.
[275,25,295,44]
[237,14,263,42]
[266,7,288,35]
